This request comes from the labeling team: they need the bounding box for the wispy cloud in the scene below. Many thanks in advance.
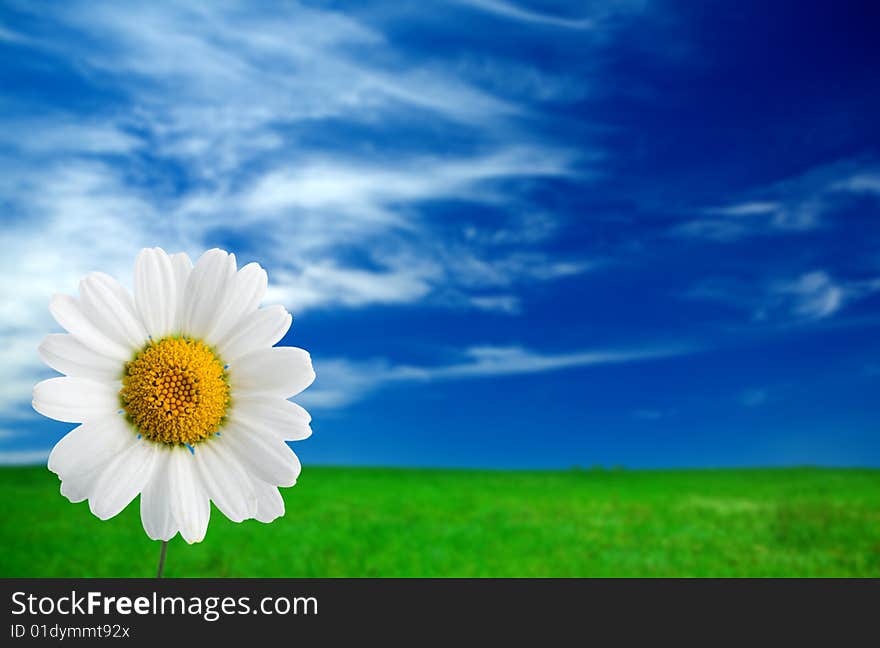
[0,24,34,45]
[266,262,436,311]
[672,159,880,242]
[0,119,142,156]
[237,148,574,216]
[469,295,522,314]
[0,449,50,466]
[456,0,596,30]
[831,171,880,195]
[703,202,781,217]
[301,343,693,409]
[769,272,845,320]
[0,1,601,422]
[686,270,880,324]
[672,200,821,242]
[21,1,518,160]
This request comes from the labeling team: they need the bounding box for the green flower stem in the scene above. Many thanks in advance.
[156,541,168,578]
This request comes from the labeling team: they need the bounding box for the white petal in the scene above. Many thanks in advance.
[49,294,130,360]
[135,247,177,340]
[206,262,268,344]
[88,440,158,520]
[221,420,301,486]
[168,448,211,544]
[230,347,315,398]
[140,446,178,541]
[231,395,312,441]
[252,480,285,523]
[33,377,119,423]
[38,334,122,382]
[79,272,148,351]
[170,252,193,332]
[182,249,236,340]
[59,466,104,503]
[48,415,137,478]
[193,439,257,523]
[216,305,291,363]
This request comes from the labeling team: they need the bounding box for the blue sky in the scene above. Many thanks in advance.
[1,1,878,468]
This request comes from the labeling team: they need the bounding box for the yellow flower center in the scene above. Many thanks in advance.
[120,337,230,446]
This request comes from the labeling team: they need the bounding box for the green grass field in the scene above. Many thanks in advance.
[1,466,878,577]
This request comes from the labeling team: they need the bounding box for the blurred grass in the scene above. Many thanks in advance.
[1,465,878,577]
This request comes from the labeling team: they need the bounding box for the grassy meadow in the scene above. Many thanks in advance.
[1,465,878,577]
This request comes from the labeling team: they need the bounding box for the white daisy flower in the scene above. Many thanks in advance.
[32,248,315,544]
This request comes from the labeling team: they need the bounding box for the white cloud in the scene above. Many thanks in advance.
[172,145,588,315]
[0,1,599,423]
[770,271,844,320]
[465,211,561,245]
[235,147,575,219]
[457,0,597,30]
[832,171,880,194]
[0,169,598,417]
[33,1,517,159]
[298,358,394,410]
[674,159,880,242]
[673,200,820,242]
[0,161,166,413]
[0,119,142,156]
[0,24,33,45]
[428,345,686,378]
[469,295,522,314]
[686,270,880,325]
[300,343,692,410]
[703,201,780,216]
[266,263,436,311]
[0,449,51,466]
